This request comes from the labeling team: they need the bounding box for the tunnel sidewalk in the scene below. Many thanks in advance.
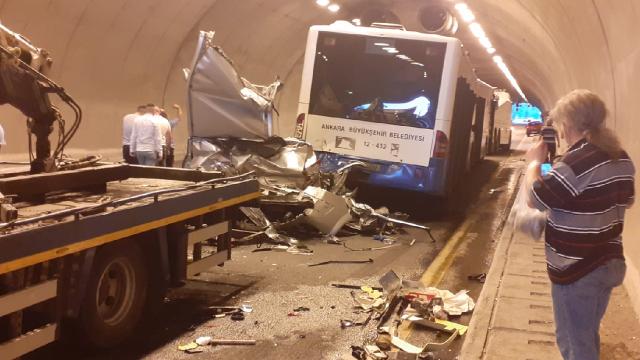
[460,190,640,360]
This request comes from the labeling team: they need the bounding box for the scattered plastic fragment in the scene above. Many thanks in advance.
[434,319,469,335]
[240,304,254,313]
[391,336,424,354]
[178,342,199,351]
[351,345,367,360]
[293,306,310,312]
[365,344,388,359]
[341,319,355,329]
[467,273,486,283]
[231,311,245,321]
[195,336,213,346]
[361,285,383,299]
[332,283,383,291]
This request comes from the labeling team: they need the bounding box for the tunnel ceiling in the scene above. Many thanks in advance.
[4,0,640,321]
[0,0,635,152]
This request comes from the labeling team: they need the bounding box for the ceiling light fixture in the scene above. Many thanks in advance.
[469,22,486,38]
[478,36,492,49]
[327,3,340,12]
[352,18,361,26]
[456,3,528,101]
[374,42,390,47]
[493,55,528,101]
[316,0,330,6]
[454,3,475,23]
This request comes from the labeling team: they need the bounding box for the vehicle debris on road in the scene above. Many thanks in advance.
[346,270,476,359]
[307,258,374,267]
[179,336,257,352]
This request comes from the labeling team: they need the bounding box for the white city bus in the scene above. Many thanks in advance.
[294,21,498,196]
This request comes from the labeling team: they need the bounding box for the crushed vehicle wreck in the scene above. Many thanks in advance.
[181,31,432,250]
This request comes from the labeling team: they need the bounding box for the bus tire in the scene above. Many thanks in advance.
[78,241,148,348]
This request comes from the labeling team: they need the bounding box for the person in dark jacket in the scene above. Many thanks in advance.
[540,117,560,162]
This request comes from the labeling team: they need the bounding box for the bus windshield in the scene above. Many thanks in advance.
[309,31,447,129]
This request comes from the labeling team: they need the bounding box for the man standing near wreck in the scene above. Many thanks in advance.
[524,89,635,360]
[122,105,146,164]
[130,104,163,166]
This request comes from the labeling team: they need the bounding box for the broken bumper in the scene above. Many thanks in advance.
[317,152,447,195]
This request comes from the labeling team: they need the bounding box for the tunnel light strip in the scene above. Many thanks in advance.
[455,2,528,102]
[327,4,340,12]
[454,3,475,23]
[493,56,528,101]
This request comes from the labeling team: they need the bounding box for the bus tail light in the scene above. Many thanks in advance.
[294,113,305,139]
[433,130,449,158]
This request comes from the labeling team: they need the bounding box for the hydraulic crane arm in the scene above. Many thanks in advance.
[0,22,81,173]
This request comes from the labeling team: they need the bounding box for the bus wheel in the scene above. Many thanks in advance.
[79,241,148,348]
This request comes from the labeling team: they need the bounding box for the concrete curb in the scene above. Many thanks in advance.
[459,169,524,360]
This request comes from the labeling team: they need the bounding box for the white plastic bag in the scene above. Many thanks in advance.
[513,185,546,240]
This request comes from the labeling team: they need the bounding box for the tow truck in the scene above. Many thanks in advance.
[0,23,260,358]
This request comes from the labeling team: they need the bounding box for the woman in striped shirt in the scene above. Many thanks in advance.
[525,89,635,360]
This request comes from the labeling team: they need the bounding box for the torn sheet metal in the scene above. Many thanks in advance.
[233,138,318,189]
[187,31,281,140]
[303,186,352,235]
[185,137,319,190]
[239,207,298,246]
[346,198,429,231]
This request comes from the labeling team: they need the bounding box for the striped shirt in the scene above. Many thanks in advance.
[540,126,557,145]
[530,138,635,284]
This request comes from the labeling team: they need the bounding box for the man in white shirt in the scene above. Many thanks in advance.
[153,106,172,166]
[0,123,6,151]
[159,104,182,167]
[129,104,162,166]
[122,105,146,164]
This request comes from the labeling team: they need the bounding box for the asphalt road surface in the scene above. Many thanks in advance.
[31,128,532,360]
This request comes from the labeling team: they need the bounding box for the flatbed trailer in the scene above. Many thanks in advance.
[0,163,260,358]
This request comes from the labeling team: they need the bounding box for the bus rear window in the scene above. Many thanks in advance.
[309,32,446,129]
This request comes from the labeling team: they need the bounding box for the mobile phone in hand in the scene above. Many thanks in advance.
[541,162,552,176]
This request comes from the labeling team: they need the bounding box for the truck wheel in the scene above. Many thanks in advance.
[79,241,148,348]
